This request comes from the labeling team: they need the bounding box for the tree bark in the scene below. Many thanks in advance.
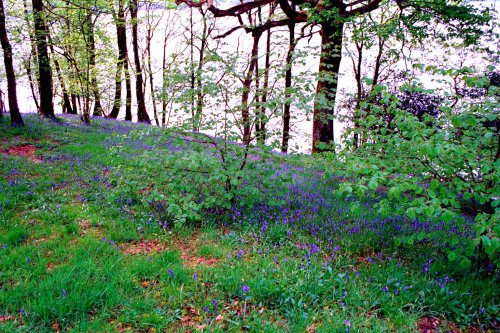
[84,9,103,117]
[194,7,208,131]
[257,28,272,145]
[0,88,4,118]
[48,33,73,114]
[241,31,262,145]
[109,0,126,119]
[22,0,40,112]
[130,0,150,123]
[124,58,132,121]
[32,0,54,118]
[0,0,23,126]
[71,93,78,114]
[282,22,296,153]
[312,21,344,153]
[145,4,161,126]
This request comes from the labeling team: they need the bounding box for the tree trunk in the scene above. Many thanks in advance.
[109,57,123,119]
[282,23,296,153]
[161,26,169,127]
[352,40,363,149]
[71,93,78,114]
[32,0,54,118]
[25,55,40,112]
[241,31,262,145]
[22,0,40,112]
[109,0,126,119]
[124,59,132,121]
[189,7,195,124]
[257,28,272,145]
[48,33,73,114]
[0,0,23,126]
[84,9,103,117]
[0,89,4,118]
[194,8,208,131]
[130,0,150,123]
[145,11,159,126]
[254,46,262,143]
[312,22,344,153]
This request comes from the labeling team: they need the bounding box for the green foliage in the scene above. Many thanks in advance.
[332,70,499,267]
[0,115,497,331]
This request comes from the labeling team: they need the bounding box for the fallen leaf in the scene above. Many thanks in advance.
[0,315,15,322]
[51,322,61,332]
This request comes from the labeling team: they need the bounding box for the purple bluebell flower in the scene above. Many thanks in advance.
[242,285,250,295]
[382,286,388,293]
[62,288,67,298]
[167,268,175,279]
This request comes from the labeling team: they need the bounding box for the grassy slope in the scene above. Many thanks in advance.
[0,114,497,332]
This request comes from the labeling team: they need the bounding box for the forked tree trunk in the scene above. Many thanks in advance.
[109,0,126,119]
[0,0,23,126]
[32,0,54,118]
[48,33,73,114]
[22,0,39,112]
[312,22,343,153]
[241,31,262,145]
[130,0,150,123]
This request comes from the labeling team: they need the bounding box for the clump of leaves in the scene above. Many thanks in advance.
[331,69,499,269]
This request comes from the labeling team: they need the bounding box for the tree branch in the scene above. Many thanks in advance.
[345,0,383,17]
[214,26,243,39]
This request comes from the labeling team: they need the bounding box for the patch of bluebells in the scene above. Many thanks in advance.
[219,166,475,257]
[422,259,433,274]
[101,237,120,250]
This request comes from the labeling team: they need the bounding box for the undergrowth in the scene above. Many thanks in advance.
[0,114,498,332]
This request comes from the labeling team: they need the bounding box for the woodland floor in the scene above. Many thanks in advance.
[0,114,498,332]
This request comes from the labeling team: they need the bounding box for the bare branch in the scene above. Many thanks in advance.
[345,0,383,17]
[214,26,243,39]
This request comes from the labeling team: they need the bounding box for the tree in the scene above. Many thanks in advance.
[22,0,41,112]
[48,33,74,114]
[0,88,3,118]
[130,0,151,123]
[108,0,132,121]
[176,0,489,152]
[0,0,24,126]
[32,0,54,118]
[83,5,104,117]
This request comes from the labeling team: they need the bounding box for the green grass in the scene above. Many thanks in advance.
[0,114,498,332]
